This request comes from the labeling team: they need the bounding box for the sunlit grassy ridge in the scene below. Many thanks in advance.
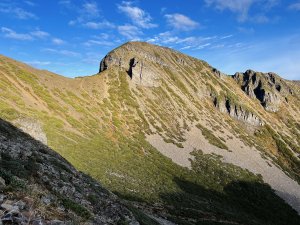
[0,42,300,225]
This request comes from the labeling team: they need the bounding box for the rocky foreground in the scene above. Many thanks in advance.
[0,118,139,225]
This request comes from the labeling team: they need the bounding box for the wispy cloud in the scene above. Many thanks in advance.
[84,21,115,29]
[118,25,142,40]
[288,2,300,10]
[238,27,255,34]
[26,61,51,66]
[220,34,233,39]
[0,4,37,20]
[1,27,33,40]
[63,1,115,30]
[68,1,100,25]
[24,1,36,7]
[84,40,116,47]
[147,32,216,50]
[30,30,49,39]
[118,1,157,29]
[83,33,121,47]
[205,0,254,22]
[205,0,278,22]
[196,43,211,49]
[82,2,100,17]
[165,14,199,31]
[42,48,81,57]
[1,27,53,41]
[52,38,65,45]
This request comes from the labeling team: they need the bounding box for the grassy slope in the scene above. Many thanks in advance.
[0,44,300,225]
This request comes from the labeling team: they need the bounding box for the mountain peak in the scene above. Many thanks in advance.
[233,69,295,112]
[99,41,210,87]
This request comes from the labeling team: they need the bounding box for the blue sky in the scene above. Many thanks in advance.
[0,0,300,80]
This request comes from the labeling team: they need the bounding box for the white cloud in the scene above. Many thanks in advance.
[205,0,278,22]
[1,27,53,41]
[24,1,36,6]
[64,1,115,30]
[67,1,102,26]
[196,43,211,49]
[220,34,233,39]
[238,27,255,34]
[84,40,115,47]
[30,30,49,39]
[147,32,217,50]
[288,2,300,10]
[52,38,65,45]
[118,1,157,29]
[180,46,192,50]
[42,48,80,57]
[26,61,51,66]
[165,14,199,31]
[1,27,33,40]
[82,2,99,17]
[118,25,143,39]
[205,0,254,21]
[84,21,115,29]
[0,6,37,20]
[147,32,235,51]
[84,33,122,46]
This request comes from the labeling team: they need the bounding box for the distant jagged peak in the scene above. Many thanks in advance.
[233,69,295,112]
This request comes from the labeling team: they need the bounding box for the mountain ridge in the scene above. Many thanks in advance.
[1,41,300,224]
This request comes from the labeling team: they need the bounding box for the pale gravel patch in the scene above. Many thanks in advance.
[146,126,300,214]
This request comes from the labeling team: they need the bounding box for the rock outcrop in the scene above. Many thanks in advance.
[232,70,291,112]
[0,118,138,225]
[98,42,199,87]
[213,96,264,126]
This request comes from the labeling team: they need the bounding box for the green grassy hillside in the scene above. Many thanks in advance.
[0,42,300,224]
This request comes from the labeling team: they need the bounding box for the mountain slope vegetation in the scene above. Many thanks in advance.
[0,41,300,224]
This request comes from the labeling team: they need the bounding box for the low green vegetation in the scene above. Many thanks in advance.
[196,123,229,150]
[254,125,300,184]
[61,198,91,220]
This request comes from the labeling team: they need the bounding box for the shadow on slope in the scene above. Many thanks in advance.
[159,177,300,225]
[0,118,138,224]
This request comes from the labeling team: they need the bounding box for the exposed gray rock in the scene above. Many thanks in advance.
[212,68,225,78]
[32,219,45,225]
[99,54,121,72]
[129,58,160,87]
[41,195,52,205]
[232,70,291,112]
[0,118,139,224]
[215,98,264,126]
[14,200,26,210]
[0,195,5,203]
[1,202,14,212]
[50,220,65,225]
[0,178,5,188]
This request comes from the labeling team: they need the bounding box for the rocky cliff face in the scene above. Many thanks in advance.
[232,70,293,112]
[0,119,138,225]
[214,97,264,126]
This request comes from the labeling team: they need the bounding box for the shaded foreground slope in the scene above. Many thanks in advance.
[0,118,140,224]
[0,42,300,224]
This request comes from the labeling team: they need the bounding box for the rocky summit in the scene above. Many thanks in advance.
[0,41,300,225]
